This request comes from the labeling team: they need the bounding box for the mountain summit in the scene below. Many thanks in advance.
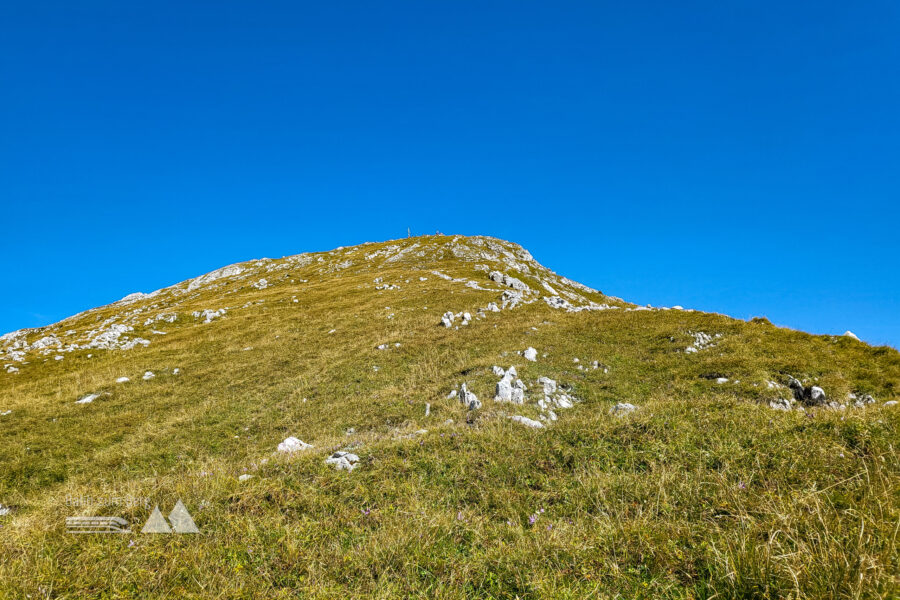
[1,235,898,598]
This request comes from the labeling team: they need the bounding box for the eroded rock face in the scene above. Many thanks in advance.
[488,271,529,292]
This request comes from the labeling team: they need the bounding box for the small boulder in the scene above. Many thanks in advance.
[76,393,99,404]
[524,347,538,362]
[508,415,544,429]
[277,437,313,453]
[459,383,481,410]
[769,398,793,411]
[325,451,360,471]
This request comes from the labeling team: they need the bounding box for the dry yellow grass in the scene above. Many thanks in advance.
[0,235,898,598]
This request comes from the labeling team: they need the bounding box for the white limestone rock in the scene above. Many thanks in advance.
[277,437,313,453]
[326,451,360,471]
[509,415,544,429]
[495,368,526,404]
[76,393,99,405]
[192,309,227,324]
[523,347,538,362]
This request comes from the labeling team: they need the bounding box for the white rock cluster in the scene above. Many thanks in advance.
[488,271,529,292]
[494,366,526,404]
[325,451,360,471]
[685,331,721,353]
[440,311,471,328]
[192,309,226,323]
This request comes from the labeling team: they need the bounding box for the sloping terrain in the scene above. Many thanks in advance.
[1,235,898,599]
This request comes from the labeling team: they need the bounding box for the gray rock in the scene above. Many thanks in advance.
[769,398,793,411]
[537,376,557,395]
[808,386,827,406]
[459,383,480,410]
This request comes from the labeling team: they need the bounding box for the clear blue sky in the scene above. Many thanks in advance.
[1,2,898,347]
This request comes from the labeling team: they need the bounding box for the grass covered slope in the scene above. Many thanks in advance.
[0,235,898,599]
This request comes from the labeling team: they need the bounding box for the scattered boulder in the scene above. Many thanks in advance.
[277,437,313,453]
[884,401,897,407]
[142,371,155,381]
[326,451,360,471]
[848,393,875,408]
[508,415,544,429]
[788,377,828,407]
[238,474,254,482]
[843,331,860,341]
[769,398,794,411]
[495,367,526,404]
[524,347,538,362]
[116,377,130,384]
[441,312,455,328]
[192,309,227,323]
[76,393,99,405]
[459,383,481,410]
[610,402,638,416]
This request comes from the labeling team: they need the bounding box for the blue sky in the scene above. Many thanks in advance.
[1,1,898,347]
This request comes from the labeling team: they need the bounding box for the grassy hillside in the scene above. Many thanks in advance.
[1,235,898,599]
